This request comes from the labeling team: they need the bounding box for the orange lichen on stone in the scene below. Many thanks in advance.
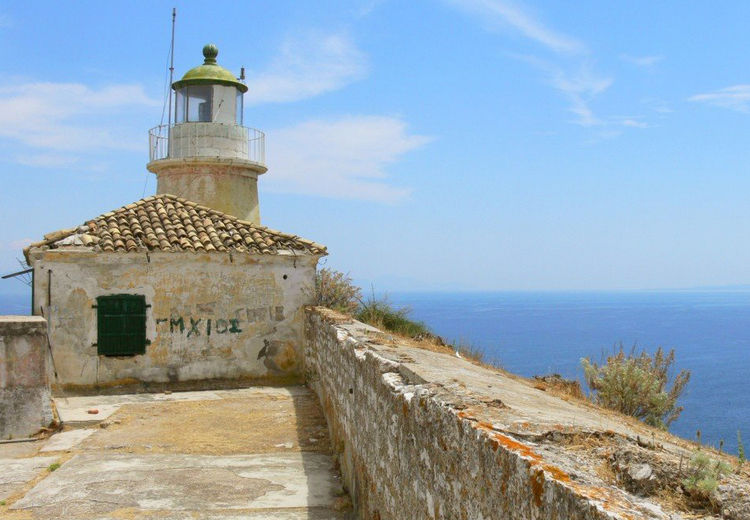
[492,433,543,463]
[542,463,571,483]
[567,482,640,520]
[530,468,545,507]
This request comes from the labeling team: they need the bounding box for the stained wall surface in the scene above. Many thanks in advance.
[28,249,317,389]
[0,316,53,439]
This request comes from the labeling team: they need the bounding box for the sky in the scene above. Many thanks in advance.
[1,0,749,294]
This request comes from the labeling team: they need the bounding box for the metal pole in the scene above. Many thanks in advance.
[167,8,176,128]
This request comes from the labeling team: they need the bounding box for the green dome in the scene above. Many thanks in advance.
[172,44,247,93]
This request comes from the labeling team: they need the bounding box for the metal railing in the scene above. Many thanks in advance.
[148,124,266,166]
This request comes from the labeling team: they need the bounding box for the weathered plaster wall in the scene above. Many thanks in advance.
[153,159,262,224]
[305,308,670,520]
[0,316,53,439]
[29,249,317,389]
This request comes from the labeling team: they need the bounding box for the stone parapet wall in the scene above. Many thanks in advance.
[304,308,688,520]
[0,316,53,439]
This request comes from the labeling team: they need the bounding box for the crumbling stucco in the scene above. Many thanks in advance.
[0,316,53,439]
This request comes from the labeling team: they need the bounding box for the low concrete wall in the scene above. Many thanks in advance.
[0,316,53,439]
[304,308,665,520]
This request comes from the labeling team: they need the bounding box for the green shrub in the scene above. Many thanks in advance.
[356,294,429,338]
[313,268,362,315]
[581,345,690,429]
[682,451,731,496]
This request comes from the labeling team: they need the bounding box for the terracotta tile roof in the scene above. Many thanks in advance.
[25,194,326,258]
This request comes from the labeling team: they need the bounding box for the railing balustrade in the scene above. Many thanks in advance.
[148,124,265,166]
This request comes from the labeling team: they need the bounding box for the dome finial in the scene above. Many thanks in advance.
[202,43,219,64]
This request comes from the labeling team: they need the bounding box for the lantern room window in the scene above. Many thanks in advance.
[236,89,243,125]
[175,89,185,123]
[175,86,213,123]
[187,85,212,122]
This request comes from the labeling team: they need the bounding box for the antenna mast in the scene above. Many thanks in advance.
[167,8,176,128]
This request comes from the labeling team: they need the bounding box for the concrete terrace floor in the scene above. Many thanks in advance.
[0,386,353,519]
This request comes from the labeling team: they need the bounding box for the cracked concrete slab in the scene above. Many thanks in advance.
[13,452,345,516]
[39,429,95,452]
[0,456,58,501]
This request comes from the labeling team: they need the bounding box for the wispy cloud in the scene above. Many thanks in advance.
[445,0,584,55]
[620,54,663,68]
[689,85,750,113]
[515,55,612,127]
[619,118,648,128]
[641,97,672,114]
[551,65,612,126]
[265,115,431,202]
[0,82,158,153]
[447,1,650,133]
[245,33,368,105]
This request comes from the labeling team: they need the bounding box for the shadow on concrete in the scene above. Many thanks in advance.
[290,385,355,519]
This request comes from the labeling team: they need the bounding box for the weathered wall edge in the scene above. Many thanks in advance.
[304,307,628,520]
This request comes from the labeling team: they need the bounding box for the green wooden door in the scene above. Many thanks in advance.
[96,294,147,356]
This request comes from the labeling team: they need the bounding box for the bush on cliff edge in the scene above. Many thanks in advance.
[313,268,362,314]
[313,268,429,338]
[581,345,690,429]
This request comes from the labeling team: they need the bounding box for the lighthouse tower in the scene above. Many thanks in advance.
[147,44,267,224]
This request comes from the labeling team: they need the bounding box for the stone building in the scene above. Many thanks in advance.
[23,45,326,389]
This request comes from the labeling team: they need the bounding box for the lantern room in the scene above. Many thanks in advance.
[172,43,247,125]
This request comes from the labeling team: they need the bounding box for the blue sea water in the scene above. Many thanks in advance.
[2,289,748,454]
[387,290,750,455]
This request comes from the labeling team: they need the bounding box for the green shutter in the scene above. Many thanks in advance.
[96,294,147,356]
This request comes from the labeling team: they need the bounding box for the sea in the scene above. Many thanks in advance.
[1,289,748,454]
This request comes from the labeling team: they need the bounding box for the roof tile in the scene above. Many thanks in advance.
[27,194,326,257]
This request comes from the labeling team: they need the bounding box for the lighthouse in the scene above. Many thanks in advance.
[22,41,326,388]
[147,44,267,224]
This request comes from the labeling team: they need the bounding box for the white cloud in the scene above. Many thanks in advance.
[245,33,368,105]
[620,54,663,67]
[0,82,159,152]
[689,85,750,113]
[445,0,584,54]
[265,115,431,202]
